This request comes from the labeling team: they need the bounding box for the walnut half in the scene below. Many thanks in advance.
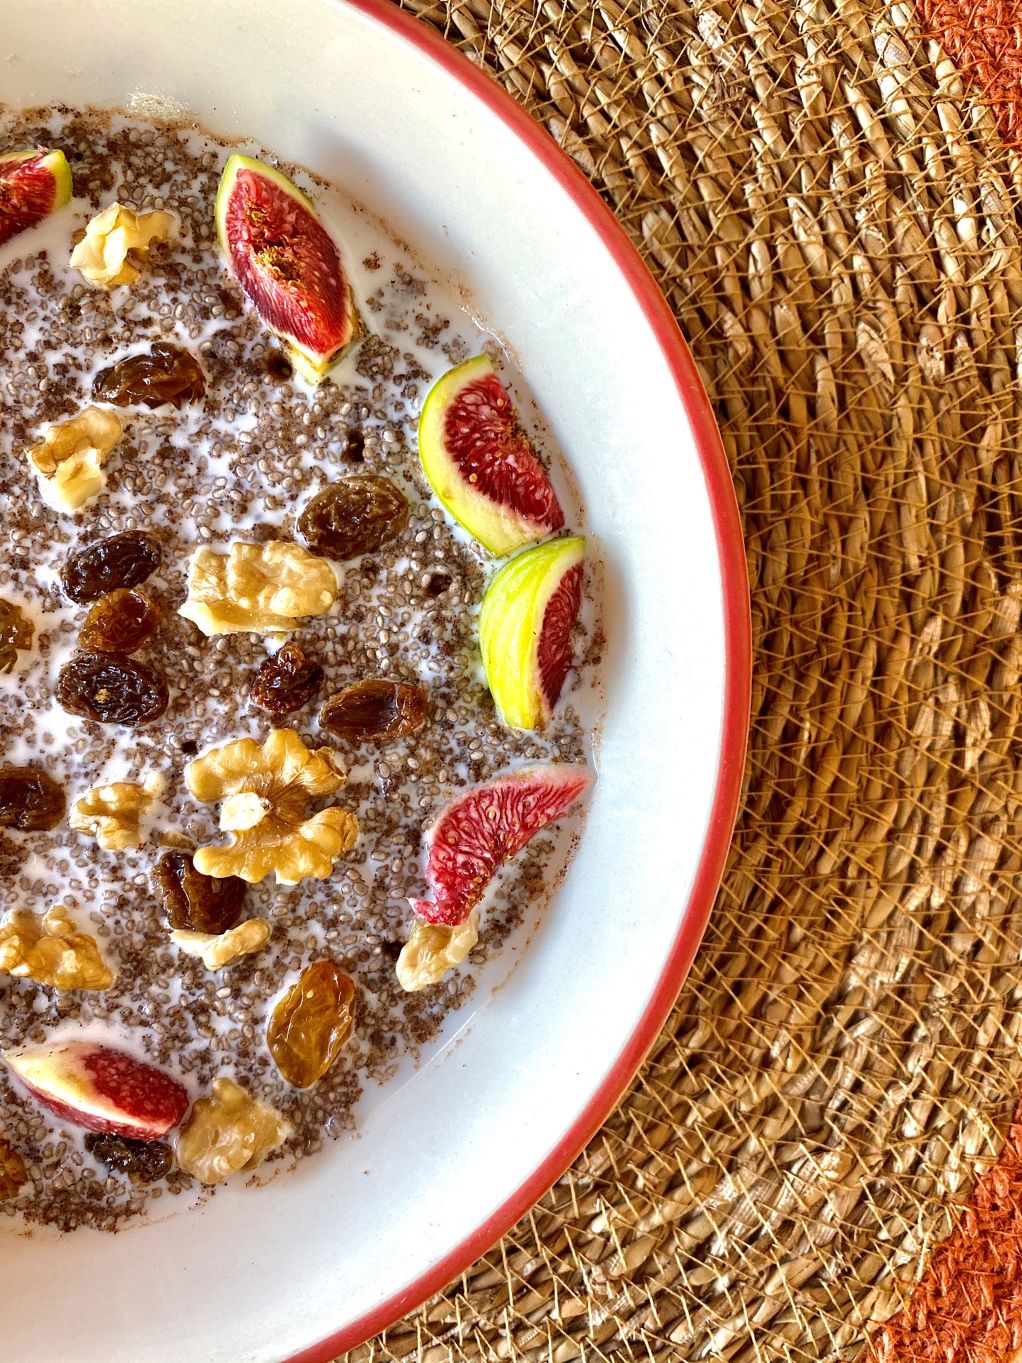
[171,918,271,970]
[179,541,338,637]
[396,914,479,992]
[27,406,122,513]
[174,1077,291,1185]
[0,905,113,991]
[185,728,358,884]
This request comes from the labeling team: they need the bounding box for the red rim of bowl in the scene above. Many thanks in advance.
[287,3,752,1359]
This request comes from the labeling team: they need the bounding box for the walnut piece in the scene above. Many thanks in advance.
[396,913,479,992]
[69,773,164,851]
[175,1077,291,1185]
[186,729,358,884]
[171,918,271,970]
[0,1136,27,1199]
[70,202,176,287]
[27,406,122,512]
[179,541,338,637]
[159,829,196,851]
[0,905,113,990]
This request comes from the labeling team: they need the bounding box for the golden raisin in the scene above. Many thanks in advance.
[319,679,428,743]
[0,599,33,674]
[267,960,355,1089]
[92,342,205,408]
[80,588,161,652]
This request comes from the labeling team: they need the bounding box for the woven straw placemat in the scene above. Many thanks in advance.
[342,1,1022,1357]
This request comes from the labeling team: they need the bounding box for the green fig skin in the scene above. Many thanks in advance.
[479,535,585,730]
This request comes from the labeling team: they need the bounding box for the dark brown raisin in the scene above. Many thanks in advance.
[297,476,408,560]
[61,531,161,604]
[424,573,452,598]
[153,851,246,933]
[319,679,428,743]
[250,641,324,715]
[264,350,293,382]
[55,652,169,726]
[85,1133,172,1184]
[345,429,366,462]
[91,342,205,409]
[0,598,33,674]
[0,766,65,831]
[79,588,161,653]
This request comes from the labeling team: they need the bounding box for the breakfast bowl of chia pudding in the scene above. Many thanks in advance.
[0,2,750,1360]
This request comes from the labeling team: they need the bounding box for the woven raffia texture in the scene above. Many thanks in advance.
[345,1,1022,1358]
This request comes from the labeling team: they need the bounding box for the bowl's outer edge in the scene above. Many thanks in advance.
[281,2,753,1359]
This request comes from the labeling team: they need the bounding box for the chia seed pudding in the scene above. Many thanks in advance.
[0,108,598,1232]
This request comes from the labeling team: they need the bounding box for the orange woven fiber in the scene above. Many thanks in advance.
[917,0,1022,143]
[867,1100,1022,1362]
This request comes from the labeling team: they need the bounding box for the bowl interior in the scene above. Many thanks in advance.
[0,3,741,1360]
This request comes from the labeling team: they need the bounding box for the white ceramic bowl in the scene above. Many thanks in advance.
[1,3,750,1359]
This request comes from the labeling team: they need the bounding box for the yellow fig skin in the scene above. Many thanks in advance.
[0,148,73,240]
[42,149,73,211]
[418,354,564,556]
[214,154,363,386]
[479,536,585,730]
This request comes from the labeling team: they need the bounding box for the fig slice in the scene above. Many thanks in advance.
[214,153,364,384]
[4,1039,189,1140]
[417,354,565,556]
[0,147,72,248]
[479,536,585,730]
[409,765,589,926]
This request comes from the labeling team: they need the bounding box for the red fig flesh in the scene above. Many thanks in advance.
[410,765,589,926]
[4,1039,189,1140]
[0,147,72,247]
[418,354,565,556]
[215,154,362,384]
